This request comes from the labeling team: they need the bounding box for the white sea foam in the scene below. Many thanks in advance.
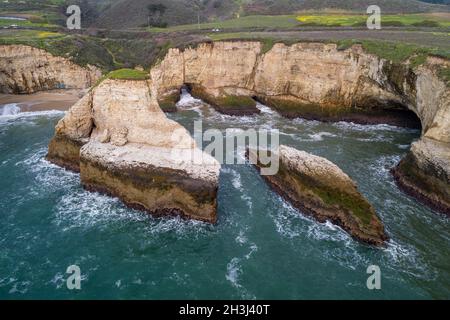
[272,191,434,279]
[306,221,351,243]
[382,239,436,281]
[175,91,204,116]
[176,90,202,108]
[0,103,21,116]
[270,196,371,271]
[333,121,418,133]
[369,155,402,180]
[8,281,30,294]
[16,148,79,197]
[271,199,307,239]
[292,117,321,126]
[206,108,258,125]
[225,243,257,299]
[0,108,64,126]
[356,136,393,143]
[278,131,297,138]
[307,131,336,141]
[222,168,243,191]
[54,188,210,242]
[226,257,241,287]
[245,244,258,259]
[235,231,248,245]
[50,272,66,289]
[256,102,277,115]
[0,106,64,119]
[222,167,253,212]
[15,149,209,237]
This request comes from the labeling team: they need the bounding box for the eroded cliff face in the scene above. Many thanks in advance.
[388,57,450,215]
[47,79,220,223]
[151,41,450,215]
[0,45,101,94]
[152,42,405,117]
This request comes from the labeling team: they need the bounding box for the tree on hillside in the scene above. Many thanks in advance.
[147,3,167,28]
[185,0,207,29]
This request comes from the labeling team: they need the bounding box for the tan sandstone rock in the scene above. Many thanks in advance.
[48,78,220,222]
[43,40,449,217]
[250,145,388,246]
[150,41,449,215]
[0,45,101,94]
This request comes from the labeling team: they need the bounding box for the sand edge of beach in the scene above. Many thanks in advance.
[0,89,85,112]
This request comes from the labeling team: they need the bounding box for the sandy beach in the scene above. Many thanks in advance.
[0,89,85,112]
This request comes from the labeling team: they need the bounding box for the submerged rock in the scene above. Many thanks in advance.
[47,78,220,223]
[249,145,387,246]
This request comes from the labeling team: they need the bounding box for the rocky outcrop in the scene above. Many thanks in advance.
[80,142,219,223]
[151,42,416,125]
[42,40,449,217]
[47,78,220,223]
[249,145,387,246]
[151,41,449,215]
[390,57,450,215]
[0,45,101,94]
[392,138,450,215]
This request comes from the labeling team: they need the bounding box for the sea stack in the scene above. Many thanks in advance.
[249,145,388,246]
[47,77,220,223]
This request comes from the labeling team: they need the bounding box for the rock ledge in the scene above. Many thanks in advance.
[250,145,388,246]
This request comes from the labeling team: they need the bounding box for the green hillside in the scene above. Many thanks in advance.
[90,0,450,29]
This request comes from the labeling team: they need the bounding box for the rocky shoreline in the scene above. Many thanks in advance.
[0,41,447,241]
[254,96,422,128]
[47,135,87,172]
[150,41,449,216]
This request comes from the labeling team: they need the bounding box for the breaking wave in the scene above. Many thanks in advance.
[0,103,21,116]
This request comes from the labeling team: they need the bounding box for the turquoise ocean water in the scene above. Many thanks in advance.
[0,94,449,299]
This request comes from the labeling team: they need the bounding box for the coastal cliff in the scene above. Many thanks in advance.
[151,41,449,215]
[18,38,445,219]
[47,78,220,223]
[151,42,414,124]
[0,45,101,94]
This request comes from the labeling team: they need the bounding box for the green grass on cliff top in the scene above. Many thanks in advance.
[296,13,450,27]
[149,15,299,32]
[92,68,149,89]
[105,68,149,80]
[206,34,450,84]
[147,13,450,32]
[208,33,450,61]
